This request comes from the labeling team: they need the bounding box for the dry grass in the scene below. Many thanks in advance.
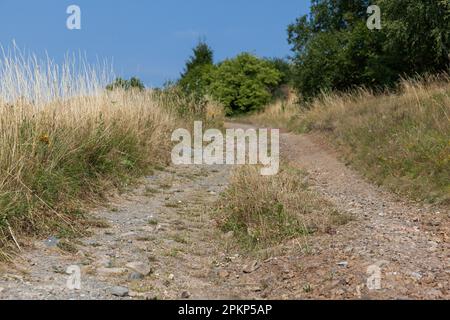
[0,47,220,259]
[215,165,351,251]
[244,76,450,204]
[239,94,300,129]
[301,77,450,204]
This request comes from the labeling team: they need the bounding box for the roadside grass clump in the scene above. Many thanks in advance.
[215,165,350,251]
[0,47,219,259]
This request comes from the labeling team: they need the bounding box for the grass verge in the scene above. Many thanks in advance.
[245,76,450,204]
[0,48,222,259]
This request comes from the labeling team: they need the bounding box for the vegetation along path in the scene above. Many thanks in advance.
[0,123,448,300]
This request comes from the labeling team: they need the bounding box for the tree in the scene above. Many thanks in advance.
[287,0,450,99]
[378,0,450,76]
[265,58,294,86]
[265,57,294,99]
[287,0,379,99]
[209,53,281,115]
[179,41,215,98]
[106,77,145,91]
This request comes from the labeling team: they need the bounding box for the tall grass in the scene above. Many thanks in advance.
[243,94,300,129]
[246,76,450,204]
[0,47,211,259]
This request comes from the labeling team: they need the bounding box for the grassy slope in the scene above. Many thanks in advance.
[247,77,450,205]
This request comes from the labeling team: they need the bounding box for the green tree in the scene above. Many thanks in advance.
[106,77,145,91]
[378,0,450,76]
[209,53,281,115]
[265,58,294,86]
[287,0,450,99]
[179,41,215,99]
[287,0,379,99]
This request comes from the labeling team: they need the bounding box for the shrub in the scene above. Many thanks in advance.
[106,77,145,91]
[209,53,281,116]
[178,41,215,101]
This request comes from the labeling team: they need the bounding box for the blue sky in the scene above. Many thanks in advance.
[0,0,310,87]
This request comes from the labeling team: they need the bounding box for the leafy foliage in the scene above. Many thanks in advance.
[288,0,450,99]
[264,57,294,99]
[106,77,145,91]
[178,41,215,100]
[209,53,281,115]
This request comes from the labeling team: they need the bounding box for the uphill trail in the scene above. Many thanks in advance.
[0,123,448,300]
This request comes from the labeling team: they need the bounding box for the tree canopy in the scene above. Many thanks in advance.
[288,0,450,99]
[209,53,281,115]
[178,41,215,99]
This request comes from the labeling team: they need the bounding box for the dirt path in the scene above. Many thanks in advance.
[0,123,448,300]
[227,122,449,299]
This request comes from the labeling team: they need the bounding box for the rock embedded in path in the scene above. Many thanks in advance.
[97,267,127,276]
[128,272,145,281]
[243,261,260,274]
[44,236,60,248]
[181,291,191,299]
[126,262,152,277]
[111,286,129,297]
[218,270,230,279]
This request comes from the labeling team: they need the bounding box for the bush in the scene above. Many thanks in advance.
[209,53,281,116]
[178,41,215,101]
[106,77,145,91]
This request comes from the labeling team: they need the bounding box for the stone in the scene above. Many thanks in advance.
[337,261,349,268]
[223,231,234,240]
[218,270,230,279]
[44,236,60,248]
[128,272,144,281]
[111,286,129,297]
[410,272,422,281]
[426,289,443,299]
[126,262,151,277]
[97,267,127,276]
[243,261,260,274]
[181,291,191,299]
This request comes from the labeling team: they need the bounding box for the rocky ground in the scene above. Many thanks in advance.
[0,123,448,300]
